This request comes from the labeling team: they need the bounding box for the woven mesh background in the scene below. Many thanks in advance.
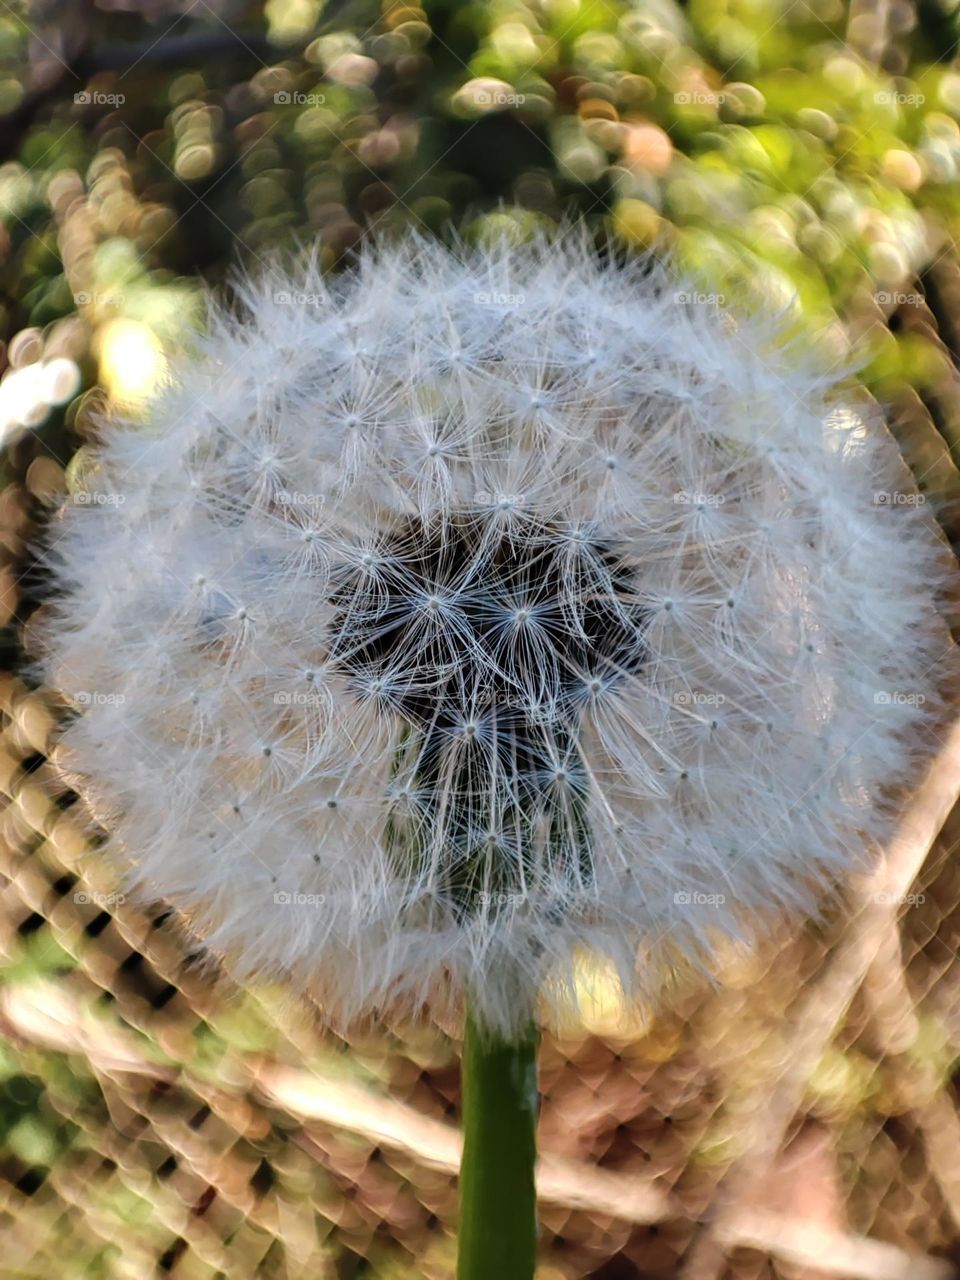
[3,0,960,1257]
[0,284,959,1278]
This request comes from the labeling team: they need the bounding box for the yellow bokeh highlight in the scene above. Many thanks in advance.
[95,319,166,409]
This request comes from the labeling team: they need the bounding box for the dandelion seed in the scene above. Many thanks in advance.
[35,229,952,1036]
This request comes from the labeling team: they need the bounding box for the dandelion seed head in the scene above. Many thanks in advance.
[35,229,953,1034]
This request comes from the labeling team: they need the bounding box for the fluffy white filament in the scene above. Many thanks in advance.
[38,231,952,1033]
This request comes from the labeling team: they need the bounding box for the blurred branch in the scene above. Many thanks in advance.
[0,0,365,155]
[264,1061,954,1277]
[861,886,960,1230]
[719,1210,954,1280]
[0,28,275,154]
[90,29,284,71]
[680,710,960,1280]
[1,973,952,1279]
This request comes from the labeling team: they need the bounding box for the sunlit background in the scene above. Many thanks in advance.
[2,0,960,1275]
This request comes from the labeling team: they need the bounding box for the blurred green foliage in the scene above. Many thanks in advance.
[0,0,956,415]
[1,0,960,1275]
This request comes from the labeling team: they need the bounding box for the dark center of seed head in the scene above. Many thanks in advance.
[327,513,648,914]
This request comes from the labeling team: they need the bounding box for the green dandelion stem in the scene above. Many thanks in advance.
[457,1002,539,1280]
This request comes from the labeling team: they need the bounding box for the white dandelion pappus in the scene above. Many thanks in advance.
[38,231,952,1034]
